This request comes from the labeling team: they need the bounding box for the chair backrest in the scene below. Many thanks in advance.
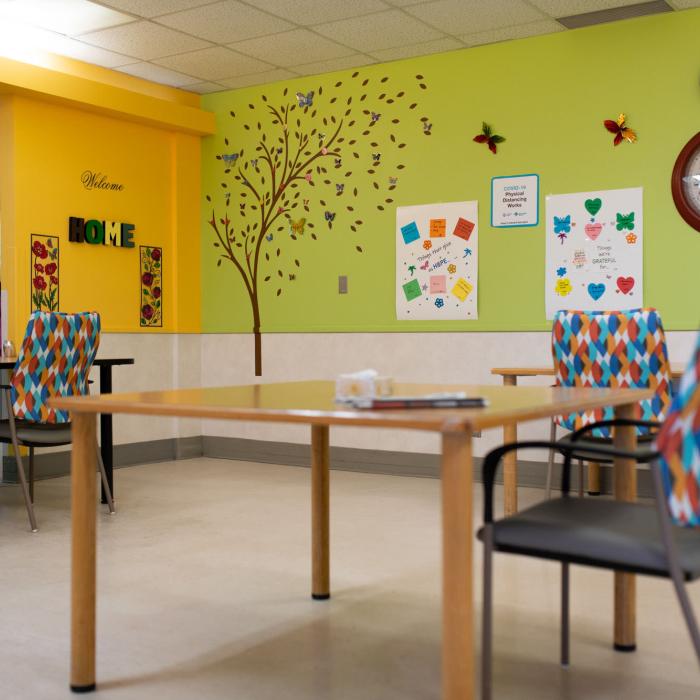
[656,332,700,527]
[10,311,101,424]
[551,308,672,437]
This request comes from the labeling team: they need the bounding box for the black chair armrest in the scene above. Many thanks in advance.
[568,418,661,443]
[482,439,658,524]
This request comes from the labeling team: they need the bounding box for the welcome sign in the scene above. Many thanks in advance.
[68,217,135,248]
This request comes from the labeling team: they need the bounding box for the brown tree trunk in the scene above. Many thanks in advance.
[252,296,262,376]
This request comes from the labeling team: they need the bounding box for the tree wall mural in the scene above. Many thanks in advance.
[205,69,430,375]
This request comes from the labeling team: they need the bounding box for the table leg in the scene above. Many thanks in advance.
[613,403,637,651]
[99,364,113,505]
[502,375,518,516]
[71,412,97,692]
[442,429,474,700]
[311,425,330,600]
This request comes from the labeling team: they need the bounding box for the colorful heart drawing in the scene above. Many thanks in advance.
[587,282,606,301]
[617,276,635,294]
[584,198,602,217]
[584,223,603,240]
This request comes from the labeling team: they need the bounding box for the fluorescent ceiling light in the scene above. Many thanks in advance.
[0,0,133,36]
[557,1,672,29]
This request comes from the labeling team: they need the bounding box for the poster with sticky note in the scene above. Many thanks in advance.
[453,217,475,241]
[430,275,447,294]
[402,279,422,301]
[429,218,446,237]
[396,201,478,320]
[545,187,643,319]
[400,221,420,244]
[451,278,473,302]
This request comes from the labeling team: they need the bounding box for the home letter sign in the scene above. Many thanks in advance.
[68,217,135,248]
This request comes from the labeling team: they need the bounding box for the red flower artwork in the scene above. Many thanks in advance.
[30,234,59,311]
[140,246,162,327]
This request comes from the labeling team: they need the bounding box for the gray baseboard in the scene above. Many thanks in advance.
[2,434,655,498]
[2,436,203,483]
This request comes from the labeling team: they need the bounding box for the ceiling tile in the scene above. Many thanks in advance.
[369,36,463,61]
[527,0,657,16]
[96,0,215,17]
[154,46,274,80]
[290,54,376,78]
[181,80,228,94]
[460,19,564,46]
[382,0,433,5]
[406,0,546,34]
[116,61,196,86]
[218,68,297,89]
[0,0,134,35]
[313,9,444,52]
[155,0,293,44]
[79,20,211,60]
[247,0,390,24]
[229,29,355,65]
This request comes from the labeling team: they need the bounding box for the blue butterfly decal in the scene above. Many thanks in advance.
[324,211,336,222]
[265,234,273,242]
[370,112,380,123]
[553,215,572,234]
[336,183,344,194]
[296,90,314,108]
[221,153,240,166]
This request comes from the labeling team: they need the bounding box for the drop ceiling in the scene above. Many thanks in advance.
[0,0,696,94]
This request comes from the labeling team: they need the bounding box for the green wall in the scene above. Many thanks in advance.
[201,9,700,334]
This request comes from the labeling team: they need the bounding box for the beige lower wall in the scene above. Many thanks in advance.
[199,330,698,459]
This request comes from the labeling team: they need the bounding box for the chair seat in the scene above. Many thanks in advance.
[556,433,656,464]
[0,420,72,447]
[477,498,700,581]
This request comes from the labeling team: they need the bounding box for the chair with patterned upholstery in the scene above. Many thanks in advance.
[0,311,114,532]
[544,308,673,497]
[478,331,700,699]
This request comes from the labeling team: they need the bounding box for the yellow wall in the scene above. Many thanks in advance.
[0,50,214,342]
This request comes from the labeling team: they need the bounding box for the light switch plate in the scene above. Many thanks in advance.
[338,275,348,294]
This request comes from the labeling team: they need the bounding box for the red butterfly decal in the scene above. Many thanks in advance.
[473,122,505,154]
[603,113,637,146]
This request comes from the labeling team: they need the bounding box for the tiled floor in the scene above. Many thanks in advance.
[0,458,698,699]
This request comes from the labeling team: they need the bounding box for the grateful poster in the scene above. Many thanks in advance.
[396,201,478,320]
[545,187,643,319]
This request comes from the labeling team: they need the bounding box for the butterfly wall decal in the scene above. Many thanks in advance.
[276,147,283,155]
[289,274,296,281]
[296,90,314,108]
[603,113,636,146]
[372,153,381,163]
[221,152,240,166]
[370,112,380,123]
[318,132,326,141]
[336,183,344,194]
[324,211,335,222]
[289,218,306,236]
[265,233,273,242]
[303,199,309,206]
[423,122,432,134]
[473,122,505,154]
[250,159,258,167]
[334,158,342,167]
[615,212,635,231]
[388,176,398,185]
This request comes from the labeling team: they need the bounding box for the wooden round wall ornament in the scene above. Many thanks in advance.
[671,132,700,232]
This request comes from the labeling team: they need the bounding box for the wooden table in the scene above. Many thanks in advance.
[0,356,134,503]
[490,365,684,516]
[51,380,652,699]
